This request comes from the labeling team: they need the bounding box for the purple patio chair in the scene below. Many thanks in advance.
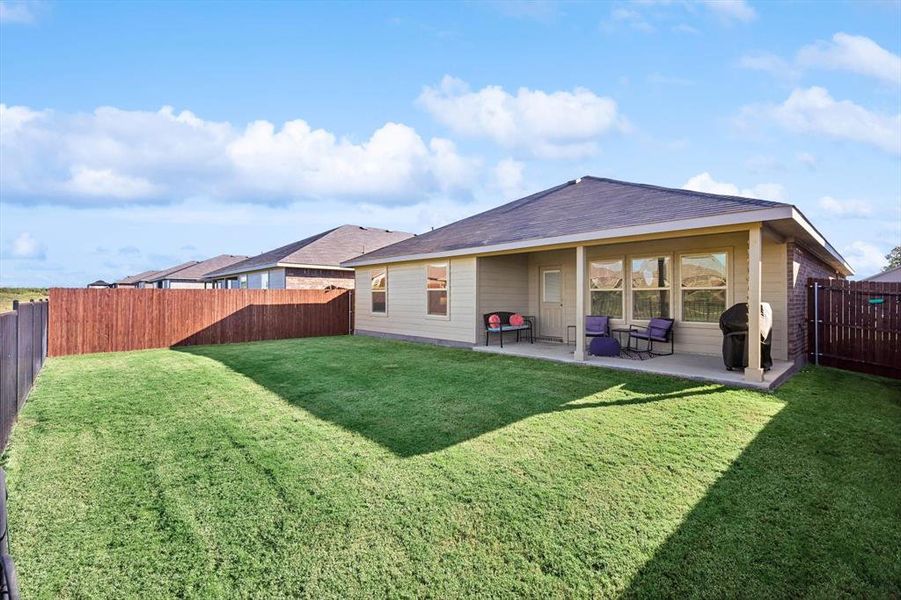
[628,317,674,358]
[585,315,610,338]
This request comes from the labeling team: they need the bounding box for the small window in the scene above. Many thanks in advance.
[371,268,387,314]
[260,271,270,290]
[239,274,247,289]
[681,252,728,322]
[589,258,624,318]
[426,263,448,316]
[542,269,562,303]
[631,256,671,320]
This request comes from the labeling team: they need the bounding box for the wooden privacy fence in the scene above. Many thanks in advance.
[808,278,901,379]
[0,300,49,450]
[49,288,354,357]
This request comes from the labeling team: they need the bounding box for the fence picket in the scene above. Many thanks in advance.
[808,278,901,378]
[48,288,354,356]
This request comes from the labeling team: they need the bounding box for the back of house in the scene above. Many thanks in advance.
[342,176,851,380]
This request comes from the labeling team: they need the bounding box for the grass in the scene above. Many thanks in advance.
[5,336,900,598]
[0,287,48,313]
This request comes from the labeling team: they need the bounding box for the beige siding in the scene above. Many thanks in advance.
[167,281,205,289]
[762,238,788,360]
[354,257,477,344]
[477,254,530,315]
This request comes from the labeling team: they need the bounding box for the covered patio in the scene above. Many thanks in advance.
[473,341,796,391]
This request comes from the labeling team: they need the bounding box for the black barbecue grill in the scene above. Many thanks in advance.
[719,302,773,371]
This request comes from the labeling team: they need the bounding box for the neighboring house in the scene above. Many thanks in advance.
[342,176,852,383]
[204,225,413,290]
[860,265,901,283]
[86,280,112,288]
[146,255,249,289]
[135,261,199,288]
[113,270,161,288]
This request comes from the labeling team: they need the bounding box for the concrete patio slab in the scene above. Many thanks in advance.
[472,342,796,391]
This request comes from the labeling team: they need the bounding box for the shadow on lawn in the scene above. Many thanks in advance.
[624,369,901,598]
[174,338,722,458]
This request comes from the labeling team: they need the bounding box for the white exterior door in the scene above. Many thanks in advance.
[540,267,563,339]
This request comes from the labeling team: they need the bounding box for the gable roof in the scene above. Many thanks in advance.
[152,254,249,282]
[204,225,413,279]
[145,261,201,282]
[861,265,901,282]
[343,176,851,275]
[116,269,161,285]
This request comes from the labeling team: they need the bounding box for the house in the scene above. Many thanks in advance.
[86,280,112,288]
[129,261,199,288]
[113,270,161,288]
[203,225,413,289]
[860,265,901,283]
[145,254,248,289]
[342,176,852,383]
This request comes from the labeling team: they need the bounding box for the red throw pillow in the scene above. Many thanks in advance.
[510,313,524,326]
[488,314,501,327]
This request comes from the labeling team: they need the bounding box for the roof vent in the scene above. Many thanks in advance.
[575,177,583,184]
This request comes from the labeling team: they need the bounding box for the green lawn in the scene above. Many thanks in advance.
[5,337,900,598]
[0,287,48,313]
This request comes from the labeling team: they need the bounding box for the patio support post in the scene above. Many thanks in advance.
[745,223,764,382]
[575,245,586,361]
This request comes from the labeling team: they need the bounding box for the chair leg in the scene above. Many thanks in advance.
[500,330,503,348]
[485,331,489,346]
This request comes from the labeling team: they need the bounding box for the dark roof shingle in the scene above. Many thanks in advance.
[344,176,788,264]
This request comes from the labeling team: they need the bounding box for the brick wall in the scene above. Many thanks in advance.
[285,267,355,290]
[786,241,842,360]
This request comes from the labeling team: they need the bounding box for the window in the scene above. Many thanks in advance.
[680,252,728,322]
[542,269,561,303]
[426,263,448,316]
[239,274,247,289]
[631,256,671,319]
[589,258,624,318]
[260,271,270,290]
[371,268,387,314]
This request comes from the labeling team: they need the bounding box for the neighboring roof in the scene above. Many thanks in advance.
[204,225,413,279]
[144,261,201,282]
[87,280,111,287]
[116,269,161,285]
[153,254,249,282]
[343,176,851,275]
[861,265,901,283]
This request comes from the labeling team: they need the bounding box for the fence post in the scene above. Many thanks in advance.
[813,281,819,366]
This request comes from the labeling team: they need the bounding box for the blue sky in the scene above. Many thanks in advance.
[1,0,899,286]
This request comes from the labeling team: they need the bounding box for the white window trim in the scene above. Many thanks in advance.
[370,267,388,317]
[541,268,563,304]
[677,248,732,328]
[588,257,625,319]
[425,262,451,320]
[628,254,673,322]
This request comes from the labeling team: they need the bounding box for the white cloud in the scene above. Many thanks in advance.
[64,167,160,199]
[682,172,786,202]
[817,196,873,217]
[6,232,46,259]
[843,241,887,275]
[797,33,901,86]
[699,0,756,23]
[740,33,900,86]
[0,0,44,24]
[740,87,901,155]
[604,7,655,33]
[0,103,480,205]
[493,158,526,199]
[417,75,628,158]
